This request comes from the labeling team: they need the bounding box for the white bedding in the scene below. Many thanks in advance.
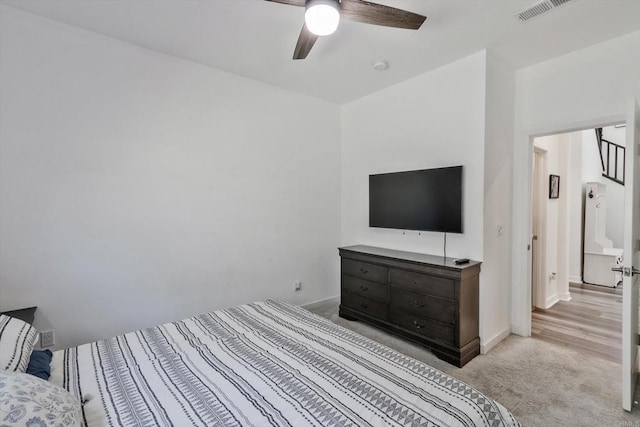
[50,300,520,426]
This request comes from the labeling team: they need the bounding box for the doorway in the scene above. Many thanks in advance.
[528,126,626,361]
[512,96,640,411]
[512,115,627,339]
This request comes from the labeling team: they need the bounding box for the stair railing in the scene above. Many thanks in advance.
[595,128,625,185]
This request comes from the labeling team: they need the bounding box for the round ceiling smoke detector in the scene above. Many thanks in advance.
[372,60,389,71]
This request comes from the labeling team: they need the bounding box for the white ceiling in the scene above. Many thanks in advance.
[2,0,640,104]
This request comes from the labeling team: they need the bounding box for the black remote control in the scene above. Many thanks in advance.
[454,258,470,265]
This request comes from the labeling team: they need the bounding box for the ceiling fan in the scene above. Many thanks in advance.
[265,0,426,60]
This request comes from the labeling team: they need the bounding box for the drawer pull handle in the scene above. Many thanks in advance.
[413,301,425,308]
[360,268,368,274]
[360,303,369,309]
[360,285,369,291]
[413,321,425,329]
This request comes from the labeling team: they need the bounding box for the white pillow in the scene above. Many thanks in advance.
[0,371,82,426]
[0,315,39,372]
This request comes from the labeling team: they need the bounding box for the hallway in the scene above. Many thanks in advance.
[532,283,622,363]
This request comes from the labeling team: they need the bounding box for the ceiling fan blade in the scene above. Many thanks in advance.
[340,0,426,30]
[264,0,305,7]
[293,23,318,60]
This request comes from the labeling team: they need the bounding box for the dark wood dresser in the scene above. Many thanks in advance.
[339,245,481,367]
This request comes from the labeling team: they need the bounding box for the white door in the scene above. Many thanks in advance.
[621,97,640,411]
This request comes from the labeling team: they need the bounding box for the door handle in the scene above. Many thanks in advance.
[612,266,640,277]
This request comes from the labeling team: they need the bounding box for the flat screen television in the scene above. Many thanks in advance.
[369,166,463,233]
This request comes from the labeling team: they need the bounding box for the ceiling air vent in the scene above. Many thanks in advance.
[514,0,574,22]
[549,0,573,6]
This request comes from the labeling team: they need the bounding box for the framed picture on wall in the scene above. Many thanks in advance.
[549,174,560,199]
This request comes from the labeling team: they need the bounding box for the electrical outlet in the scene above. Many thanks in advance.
[294,281,302,292]
[40,330,55,348]
[497,225,504,237]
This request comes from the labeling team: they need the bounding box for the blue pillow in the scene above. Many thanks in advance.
[26,349,53,380]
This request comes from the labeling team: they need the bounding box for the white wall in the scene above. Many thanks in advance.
[516,32,640,131]
[341,51,487,260]
[0,6,342,349]
[481,51,515,350]
[512,30,640,335]
[582,130,604,182]
[341,51,510,348]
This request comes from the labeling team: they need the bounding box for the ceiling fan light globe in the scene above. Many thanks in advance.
[305,0,340,36]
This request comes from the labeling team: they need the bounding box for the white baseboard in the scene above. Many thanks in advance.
[300,295,340,308]
[569,275,582,284]
[545,294,560,309]
[481,326,511,354]
[559,292,572,302]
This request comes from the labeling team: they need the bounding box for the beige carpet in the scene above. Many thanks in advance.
[304,297,640,426]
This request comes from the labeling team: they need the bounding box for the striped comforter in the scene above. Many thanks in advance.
[50,300,520,426]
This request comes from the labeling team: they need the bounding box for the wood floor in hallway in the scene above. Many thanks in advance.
[531,283,622,363]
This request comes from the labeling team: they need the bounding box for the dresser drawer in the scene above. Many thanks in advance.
[342,259,388,284]
[389,269,454,300]
[390,288,455,324]
[390,309,454,345]
[342,275,388,302]
[341,292,389,321]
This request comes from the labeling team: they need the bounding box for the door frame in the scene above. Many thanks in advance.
[511,113,625,337]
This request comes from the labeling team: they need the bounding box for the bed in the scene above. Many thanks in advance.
[40,300,520,426]
[2,300,520,426]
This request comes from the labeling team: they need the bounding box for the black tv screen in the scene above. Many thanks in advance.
[369,166,463,233]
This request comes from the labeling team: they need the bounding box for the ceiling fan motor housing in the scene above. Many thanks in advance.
[305,0,342,36]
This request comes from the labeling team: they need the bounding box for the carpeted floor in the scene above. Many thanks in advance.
[304,297,640,426]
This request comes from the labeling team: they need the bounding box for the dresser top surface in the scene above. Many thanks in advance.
[339,245,481,270]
